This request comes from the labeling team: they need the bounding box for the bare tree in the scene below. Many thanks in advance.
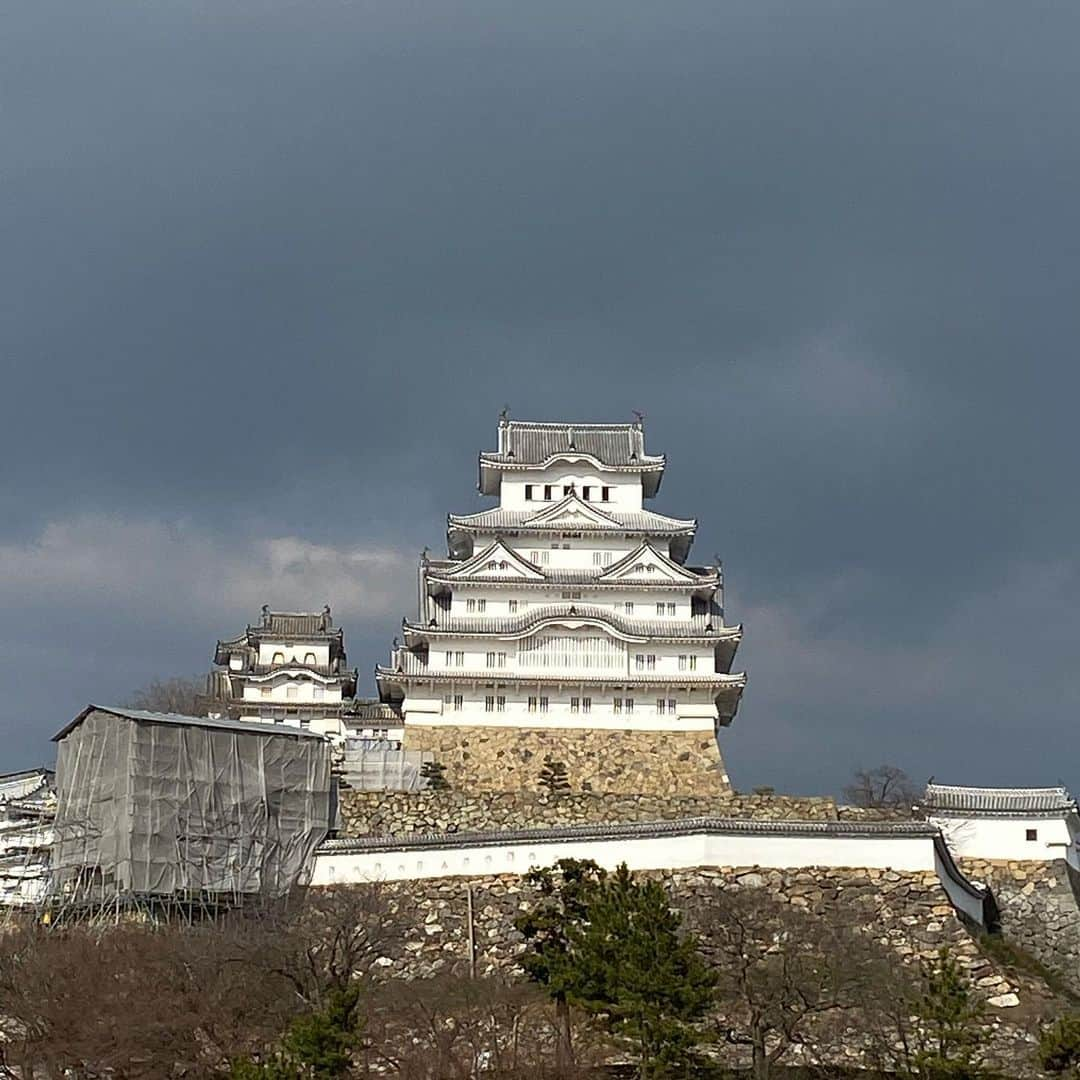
[843,763,919,810]
[125,675,205,715]
[692,885,891,1079]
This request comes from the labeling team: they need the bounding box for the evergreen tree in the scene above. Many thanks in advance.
[538,755,571,794]
[516,858,607,1071]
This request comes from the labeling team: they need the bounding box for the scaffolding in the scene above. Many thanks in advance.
[48,706,332,921]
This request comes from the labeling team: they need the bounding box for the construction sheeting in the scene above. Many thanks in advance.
[53,708,331,902]
[338,746,433,792]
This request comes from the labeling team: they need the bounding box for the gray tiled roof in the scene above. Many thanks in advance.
[53,705,329,743]
[405,605,740,642]
[922,783,1077,816]
[320,814,942,854]
[483,421,663,468]
[448,507,695,534]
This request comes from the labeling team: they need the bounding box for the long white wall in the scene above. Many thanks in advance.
[314,829,938,886]
[929,813,1080,868]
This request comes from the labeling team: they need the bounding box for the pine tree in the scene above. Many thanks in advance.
[538,755,571,794]
[419,759,450,791]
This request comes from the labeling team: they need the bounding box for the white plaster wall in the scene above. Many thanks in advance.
[313,830,938,886]
[256,641,331,667]
[501,469,643,511]
[930,813,1077,863]
[242,676,342,703]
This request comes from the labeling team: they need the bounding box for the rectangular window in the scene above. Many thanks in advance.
[647,655,656,671]
[657,602,665,616]
[453,694,463,711]
[443,693,453,705]
[467,598,476,612]
[656,698,666,715]
[524,484,534,501]
[678,655,687,671]
[497,652,507,668]
[485,695,495,713]
[689,655,697,671]
[625,601,634,615]
[582,486,592,501]
[446,650,453,666]
[455,651,464,666]
[486,652,496,668]
[582,697,591,713]
[625,697,634,714]
[667,602,676,616]
[601,486,612,501]
[528,696,538,713]
[540,551,550,565]
[508,599,519,613]
[477,599,487,613]
[313,687,324,701]
[563,485,574,496]
[539,696,549,713]
[544,484,554,500]
[286,685,298,700]
[1027,829,1038,841]
[570,697,580,713]
[668,698,677,714]
[613,697,623,714]
[497,695,506,712]
[635,654,645,671]
[562,543,571,550]
[261,687,272,699]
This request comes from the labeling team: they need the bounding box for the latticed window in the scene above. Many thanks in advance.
[625,698,634,714]
[656,698,666,715]
[582,697,592,713]
[668,698,676,713]
[467,599,476,612]
[519,633,623,672]
[647,655,656,671]
[570,697,580,713]
[678,654,687,671]
[497,696,506,712]
[485,695,495,713]
[509,599,519,613]
[454,694,463,711]
[613,698,622,714]
[528,696,538,712]
[635,654,644,671]
[625,601,634,614]
[477,599,487,612]
[539,697,549,713]
[497,652,506,667]
[667,602,676,616]
[486,652,496,668]
[657,602,665,616]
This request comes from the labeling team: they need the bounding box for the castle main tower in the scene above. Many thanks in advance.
[376,419,745,795]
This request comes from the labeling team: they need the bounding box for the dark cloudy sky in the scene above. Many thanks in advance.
[3,1,1079,795]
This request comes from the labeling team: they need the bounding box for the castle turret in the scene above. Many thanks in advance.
[377,419,746,795]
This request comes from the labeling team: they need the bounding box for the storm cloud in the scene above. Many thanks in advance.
[3,0,1079,793]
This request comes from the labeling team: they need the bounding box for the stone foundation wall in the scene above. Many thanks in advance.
[959,857,1080,992]
[401,724,731,795]
[338,789,838,837]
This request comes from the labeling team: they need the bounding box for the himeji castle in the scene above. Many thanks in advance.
[376,418,746,795]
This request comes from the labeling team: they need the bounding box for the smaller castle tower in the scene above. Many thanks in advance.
[207,606,358,738]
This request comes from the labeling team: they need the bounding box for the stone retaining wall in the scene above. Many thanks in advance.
[401,724,731,795]
[959,857,1080,992]
[338,789,838,837]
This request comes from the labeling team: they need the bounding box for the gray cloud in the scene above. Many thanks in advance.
[2,0,1079,791]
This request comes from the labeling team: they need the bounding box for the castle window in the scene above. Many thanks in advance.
[509,599,519,613]
[668,698,676,713]
[667,602,676,616]
[485,695,495,713]
[455,651,464,666]
[571,697,580,713]
[582,486,592,500]
[563,485,574,496]
[689,656,697,671]
[261,687,271,699]
[539,696,549,713]
[304,652,316,664]
[286,685,298,700]
[625,698,634,714]
[272,652,285,665]
[445,650,453,666]
[593,551,612,566]
[467,599,476,612]
[582,697,591,713]
[453,694,463,711]
[647,655,656,671]
[602,486,613,501]
[477,599,487,612]
[486,652,496,668]
[544,485,554,500]
[656,698,666,715]
[613,697,623,714]
[525,484,534,501]
[625,601,634,615]
[528,696,538,713]
[657,602,665,616]
[678,655,687,671]
[313,687,324,701]
[497,652,506,668]
[635,654,645,671]
[1026,829,1038,841]
[497,695,506,712]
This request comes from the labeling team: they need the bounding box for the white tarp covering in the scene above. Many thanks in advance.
[53,707,331,902]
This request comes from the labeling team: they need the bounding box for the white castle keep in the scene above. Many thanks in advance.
[375,418,747,795]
